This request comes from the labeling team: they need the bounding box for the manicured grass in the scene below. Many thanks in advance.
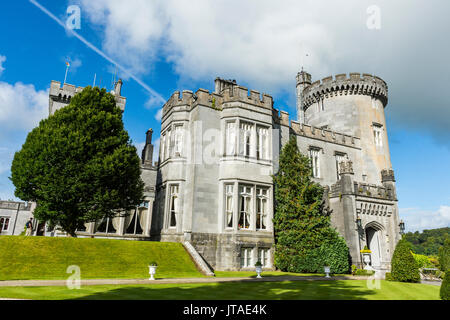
[0,236,203,280]
[0,280,440,300]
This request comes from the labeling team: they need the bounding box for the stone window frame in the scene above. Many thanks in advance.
[221,180,273,233]
[224,184,234,229]
[308,146,322,178]
[163,182,182,231]
[240,247,252,268]
[0,216,10,232]
[334,151,349,180]
[160,121,186,162]
[221,117,272,163]
[257,247,271,267]
[372,122,383,147]
[255,187,269,231]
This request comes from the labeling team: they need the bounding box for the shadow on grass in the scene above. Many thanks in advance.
[71,279,376,300]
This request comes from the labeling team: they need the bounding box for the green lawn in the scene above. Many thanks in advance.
[0,236,203,280]
[0,280,440,300]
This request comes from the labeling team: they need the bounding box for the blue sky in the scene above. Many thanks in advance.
[0,0,449,232]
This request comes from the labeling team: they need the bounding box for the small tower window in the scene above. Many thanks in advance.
[309,148,321,178]
[373,124,383,147]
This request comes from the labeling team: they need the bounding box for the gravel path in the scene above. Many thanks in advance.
[0,275,371,287]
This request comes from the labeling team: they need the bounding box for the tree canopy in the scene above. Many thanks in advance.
[404,227,449,256]
[10,86,144,236]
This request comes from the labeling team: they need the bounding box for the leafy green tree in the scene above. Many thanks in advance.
[391,238,420,282]
[10,86,144,236]
[272,136,349,273]
[440,271,449,300]
[404,227,449,255]
[438,239,450,272]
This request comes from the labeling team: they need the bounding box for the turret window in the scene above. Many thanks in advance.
[373,124,383,147]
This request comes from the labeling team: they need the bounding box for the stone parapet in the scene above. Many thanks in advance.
[302,73,388,109]
[0,201,32,211]
[162,80,273,119]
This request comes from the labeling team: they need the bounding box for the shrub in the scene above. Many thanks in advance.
[440,272,449,300]
[391,238,420,282]
[385,272,393,281]
[438,239,450,272]
[413,252,434,268]
[351,265,357,275]
[354,269,375,276]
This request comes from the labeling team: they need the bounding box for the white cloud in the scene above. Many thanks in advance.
[0,82,48,137]
[400,206,450,232]
[79,0,450,146]
[0,55,5,76]
[154,108,163,121]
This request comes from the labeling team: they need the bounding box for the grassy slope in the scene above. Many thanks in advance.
[0,236,203,280]
[0,281,440,300]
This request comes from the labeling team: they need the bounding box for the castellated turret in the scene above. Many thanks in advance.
[297,72,391,185]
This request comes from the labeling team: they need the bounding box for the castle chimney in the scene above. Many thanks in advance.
[296,70,312,124]
[142,128,154,166]
[114,79,123,96]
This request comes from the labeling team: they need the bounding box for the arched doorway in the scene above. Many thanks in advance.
[365,225,382,268]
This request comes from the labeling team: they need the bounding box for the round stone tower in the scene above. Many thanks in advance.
[297,71,391,185]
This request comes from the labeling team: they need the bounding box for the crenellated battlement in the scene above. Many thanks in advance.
[329,181,396,201]
[273,109,360,148]
[49,80,83,104]
[162,78,273,118]
[302,73,388,109]
[49,80,126,112]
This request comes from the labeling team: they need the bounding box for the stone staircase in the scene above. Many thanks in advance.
[183,241,215,276]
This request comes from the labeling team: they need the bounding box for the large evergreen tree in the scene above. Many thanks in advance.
[10,86,144,236]
[391,238,420,282]
[272,136,349,273]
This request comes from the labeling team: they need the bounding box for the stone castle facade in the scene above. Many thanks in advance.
[3,70,401,272]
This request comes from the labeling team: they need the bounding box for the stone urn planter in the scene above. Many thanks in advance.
[360,247,373,270]
[324,266,331,278]
[255,261,262,278]
[149,262,158,280]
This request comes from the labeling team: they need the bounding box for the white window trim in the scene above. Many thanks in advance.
[309,148,321,178]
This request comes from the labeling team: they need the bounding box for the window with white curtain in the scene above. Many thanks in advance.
[256,126,269,160]
[309,149,321,178]
[225,121,236,156]
[240,247,252,268]
[258,248,270,267]
[256,188,268,230]
[225,184,234,228]
[173,125,183,157]
[239,122,253,157]
[169,185,179,228]
[238,186,252,229]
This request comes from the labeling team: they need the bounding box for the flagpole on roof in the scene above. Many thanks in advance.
[63,61,70,84]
